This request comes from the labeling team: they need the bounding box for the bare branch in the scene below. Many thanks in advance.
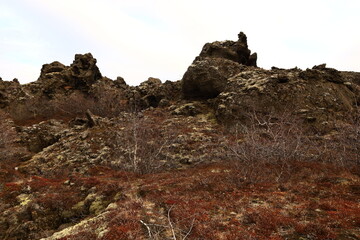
[167,206,177,240]
[182,218,195,240]
[140,220,153,239]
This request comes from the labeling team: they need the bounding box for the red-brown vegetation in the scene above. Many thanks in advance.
[1,104,359,239]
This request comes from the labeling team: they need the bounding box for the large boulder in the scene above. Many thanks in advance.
[182,58,245,99]
[34,53,102,96]
[0,79,25,108]
[64,53,102,90]
[182,32,257,99]
[199,32,257,67]
[34,61,69,97]
[39,61,67,77]
[18,119,67,153]
[126,77,182,109]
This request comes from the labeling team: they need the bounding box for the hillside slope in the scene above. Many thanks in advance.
[0,32,359,240]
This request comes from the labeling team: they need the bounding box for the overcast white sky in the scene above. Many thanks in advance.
[1,0,359,85]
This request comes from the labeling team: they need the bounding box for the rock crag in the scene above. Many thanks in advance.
[182,32,257,99]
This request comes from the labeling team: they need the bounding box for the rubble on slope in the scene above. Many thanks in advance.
[213,65,358,133]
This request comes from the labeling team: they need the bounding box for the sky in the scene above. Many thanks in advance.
[0,0,359,85]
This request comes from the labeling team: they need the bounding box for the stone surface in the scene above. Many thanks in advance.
[0,80,25,108]
[64,53,102,90]
[182,32,257,99]
[213,67,358,133]
[182,58,245,99]
[199,31,257,66]
[39,61,67,78]
[18,119,67,153]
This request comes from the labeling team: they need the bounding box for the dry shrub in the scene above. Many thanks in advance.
[53,90,128,118]
[226,109,360,183]
[226,112,311,183]
[0,110,29,182]
[294,222,336,240]
[138,205,195,240]
[87,86,129,117]
[242,207,295,237]
[101,219,144,240]
[0,110,18,160]
[57,231,98,240]
[9,90,128,125]
[109,112,179,174]
[8,96,56,125]
[320,111,360,168]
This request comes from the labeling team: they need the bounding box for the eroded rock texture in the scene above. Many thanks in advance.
[182,32,258,99]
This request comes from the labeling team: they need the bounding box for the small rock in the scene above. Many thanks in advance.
[277,74,289,83]
[306,116,317,123]
[298,109,309,114]
[81,131,89,140]
[63,180,70,185]
[158,98,170,107]
[312,63,327,70]
[86,109,98,127]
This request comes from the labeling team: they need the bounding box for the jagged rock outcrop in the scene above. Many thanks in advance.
[1,54,182,124]
[39,61,67,77]
[34,53,102,97]
[180,32,359,131]
[213,65,359,132]
[65,53,103,90]
[137,77,164,108]
[18,119,67,153]
[134,77,182,108]
[0,79,26,108]
[17,107,222,177]
[182,58,245,99]
[199,32,257,67]
[182,32,257,99]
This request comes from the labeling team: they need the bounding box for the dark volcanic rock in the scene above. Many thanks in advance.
[182,58,245,99]
[248,52,258,67]
[18,119,67,153]
[0,80,25,108]
[199,31,257,67]
[213,67,358,133]
[133,77,182,108]
[182,32,257,99]
[65,53,102,90]
[39,61,67,78]
[301,65,345,84]
[34,53,102,97]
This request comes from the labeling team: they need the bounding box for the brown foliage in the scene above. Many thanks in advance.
[225,111,360,184]
[9,90,129,125]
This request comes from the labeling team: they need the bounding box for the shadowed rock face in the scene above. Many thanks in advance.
[199,32,257,67]
[38,53,103,93]
[0,80,25,108]
[182,32,257,99]
[182,58,245,99]
[39,61,67,76]
[66,53,103,90]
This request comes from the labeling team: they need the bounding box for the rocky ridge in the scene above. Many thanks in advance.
[0,32,359,240]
